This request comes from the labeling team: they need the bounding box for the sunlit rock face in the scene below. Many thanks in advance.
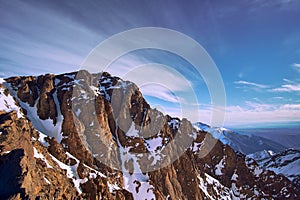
[0,71,299,199]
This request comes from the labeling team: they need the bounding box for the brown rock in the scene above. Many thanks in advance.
[2,71,300,200]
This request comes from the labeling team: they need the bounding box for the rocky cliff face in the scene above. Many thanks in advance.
[0,71,299,199]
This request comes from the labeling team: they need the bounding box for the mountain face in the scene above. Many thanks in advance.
[247,149,300,187]
[193,122,286,154]
[0,71,299,199]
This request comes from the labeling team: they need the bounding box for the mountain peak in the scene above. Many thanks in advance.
[0,71,299,199]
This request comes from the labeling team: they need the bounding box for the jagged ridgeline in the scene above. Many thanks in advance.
[0,70,299,199]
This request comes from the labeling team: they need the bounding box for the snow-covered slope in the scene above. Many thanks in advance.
[247,149,300,186]
[0,82,23,118]
[1,71,300,199]
[195,122,300,187]
[193,122,286,154]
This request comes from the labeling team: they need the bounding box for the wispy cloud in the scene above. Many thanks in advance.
[283,78,295,83]
[141,85,182,103]
[292,63,300,68]
[166,101,300,127]
[282,104,300,109]
[249,0,300,11]
[244,101,274,111]
[271,84,300,92]
[0,1,105,76]
[223,102,300,127]
[272,96,284,99]
[235,65,300,94]
[234,80,270,89]
[271,66,300,92]
[292,63,300,73]
[103,53,198,105]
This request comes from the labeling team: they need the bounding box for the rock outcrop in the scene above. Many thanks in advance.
[0,71,299,199]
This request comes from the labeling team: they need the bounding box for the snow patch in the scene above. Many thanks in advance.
[44,177,51,185]
[253,167,263,177]
[38,131,50,147]
[90,85,100,96]
[0,87,23,118]
[198,173,234,200]
[75,108,81,117]
[231,171,238,181]
[249,149,300,183]
[120,145,155,200]
[108,182,121,194]
[33,147,53,168]
[126,122,140,137]
[193,123,231,145]
[191,142,203,153]
[83,163,106,178]
[50,152,87,194]
[168,119,179,129]
[5,83,64,143]
[89,121,94,127]
[215,157,225,176]
[145,136,163,151]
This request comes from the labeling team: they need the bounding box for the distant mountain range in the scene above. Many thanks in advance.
[193,122,300,187]
[193,122,286,154]
[236,127,300,150]
[0,70,299,199]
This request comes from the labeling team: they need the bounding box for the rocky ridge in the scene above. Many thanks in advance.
[247,149,300,187]
[0,71,299,199]
[193,122,286,154]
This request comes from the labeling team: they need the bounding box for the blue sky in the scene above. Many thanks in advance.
[0,0,300,127]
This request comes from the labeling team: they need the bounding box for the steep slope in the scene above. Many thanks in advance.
[194,122,286,154]
[0,70,299,199]
[247,149,300,187]
[195,122,300,188]
[0,82,132,199]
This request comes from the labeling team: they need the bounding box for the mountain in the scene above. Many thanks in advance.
[0,70,299,199]
[194,122,300,189]
[247,149,300,187]
[236,127,300,150]
[193,122,286,154]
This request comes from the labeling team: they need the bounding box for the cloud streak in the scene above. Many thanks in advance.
[292,63,300,68]
[271,66,300,92]
[292,63,300,73]
[234,80,270,89]
[0,1,103,76]
[236,71,300,94]
[271,84,300,92]
[141,85,182,103]
[200,102,300,127]
[152,100,300,128]
[224,103,300,127]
